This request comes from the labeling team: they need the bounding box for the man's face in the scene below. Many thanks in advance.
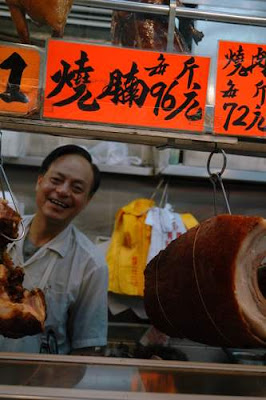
[35,154,94,226]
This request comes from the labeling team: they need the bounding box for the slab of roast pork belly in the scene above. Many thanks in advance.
[144,214,266,347]
[0,199,46,338]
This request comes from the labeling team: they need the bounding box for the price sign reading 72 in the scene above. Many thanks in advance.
[0,44,41,116]
[214,41,266,138]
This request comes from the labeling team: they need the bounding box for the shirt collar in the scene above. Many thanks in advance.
[22,215,73,258]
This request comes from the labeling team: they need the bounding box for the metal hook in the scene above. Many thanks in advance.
[209,173,218,215]
[150,178,165,200]
[0,131,25,242]
[207,148,227,177]
[207,149,231,215]
[159,181,169,208]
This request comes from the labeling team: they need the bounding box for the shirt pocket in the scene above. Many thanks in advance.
[44,286,69,331]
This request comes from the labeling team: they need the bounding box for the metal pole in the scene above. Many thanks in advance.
[75,0,266,27]
[167,0,177,52]
[75,0,167,16]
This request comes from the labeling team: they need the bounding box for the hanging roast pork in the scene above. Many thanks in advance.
[5,0,73,44]
[0,199,46,338]
[111,0,204,52]
[144,214,266,348]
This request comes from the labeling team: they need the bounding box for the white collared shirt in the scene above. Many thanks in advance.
[0,215,108,354]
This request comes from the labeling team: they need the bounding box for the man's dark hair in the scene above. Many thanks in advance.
[39,144,101,197]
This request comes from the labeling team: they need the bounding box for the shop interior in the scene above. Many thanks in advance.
[0,1,265,398]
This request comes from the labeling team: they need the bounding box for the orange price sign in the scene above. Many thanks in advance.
[44,40,210,133]
[0,43,41,116]
[214,41,266,138]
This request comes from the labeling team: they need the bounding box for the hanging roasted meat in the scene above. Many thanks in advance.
[5,0,73,44]
[144,214,266,348]
[0,199,46,338]
[111,0,204,53]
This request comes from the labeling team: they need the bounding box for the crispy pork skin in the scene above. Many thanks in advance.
[144,215,266,347]
[0,199,46,338]
[6,0,73,44]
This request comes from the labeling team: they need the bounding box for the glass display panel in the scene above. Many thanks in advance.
[0,358,265,397]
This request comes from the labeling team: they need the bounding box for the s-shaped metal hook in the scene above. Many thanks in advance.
[207,148,232,216]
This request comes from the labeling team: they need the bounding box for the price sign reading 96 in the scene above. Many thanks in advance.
[214,41,266,138]
[0,44,41,115]
[43,40,210,132]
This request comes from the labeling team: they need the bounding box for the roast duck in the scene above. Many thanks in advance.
[111,0,204,52]
[5,0,73,44]
[144,214,266,348]
[0,199,46,338]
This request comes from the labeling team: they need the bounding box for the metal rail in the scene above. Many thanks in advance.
[75,0,266,27]
[1,116,266,158]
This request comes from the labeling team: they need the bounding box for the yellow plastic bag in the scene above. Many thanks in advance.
[106,198,155,296]
[180,213,199,229]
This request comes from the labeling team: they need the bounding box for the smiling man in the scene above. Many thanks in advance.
[0,145,108,355]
